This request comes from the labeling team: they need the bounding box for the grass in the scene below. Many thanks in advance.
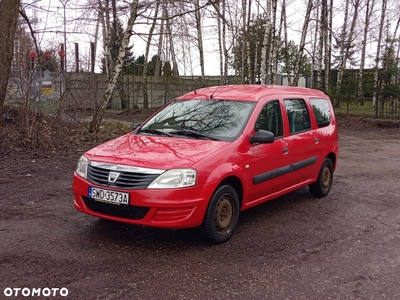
[5,98,59,115]
[334,99,377,116]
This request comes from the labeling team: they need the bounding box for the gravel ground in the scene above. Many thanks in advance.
[1,122,400,299]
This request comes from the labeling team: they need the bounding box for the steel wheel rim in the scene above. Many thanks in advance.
[214,194,234,235]
[321,165,331,189]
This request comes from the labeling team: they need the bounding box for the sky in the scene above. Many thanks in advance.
[27,0,400,76]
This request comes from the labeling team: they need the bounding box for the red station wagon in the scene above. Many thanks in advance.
[72,85,339,244]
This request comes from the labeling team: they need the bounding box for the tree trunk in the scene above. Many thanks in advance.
[359,0,375,105]
[275,3,283,84]
[99,0,112,76]
[316,2,324,90]
[165,9,179,76]
[260,0,272,84]
[222,0,228,84]
[336,0,360,108]
[335,0,350,106]
[142,0,160,109]
[195,0,206,87]
[311,6,320,88]
[269,0,278,84]
[373,0,387,110]
[155,1,166,77]
[89,0,139,133]
[218,0,224,84]
[323,0,330,93]
[388,16,400,85]
[0,0,21,127]
[292,0,313,86]
[282,0,292,85]
[396,17,400,85]
[241,0,247,83]
[245,0,252,83]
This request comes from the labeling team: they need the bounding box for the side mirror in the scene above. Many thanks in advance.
[249,130,275,144]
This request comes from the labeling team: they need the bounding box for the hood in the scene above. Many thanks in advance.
[85,133,230,170]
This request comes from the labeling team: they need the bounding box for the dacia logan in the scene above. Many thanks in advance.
[72,85,339,244]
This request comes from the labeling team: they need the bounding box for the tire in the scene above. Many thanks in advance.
[309,158,333,198]
[199,185,240,244]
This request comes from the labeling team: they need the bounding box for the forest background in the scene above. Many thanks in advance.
[0,0,399,136]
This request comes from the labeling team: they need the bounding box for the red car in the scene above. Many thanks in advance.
[72,85,338,244]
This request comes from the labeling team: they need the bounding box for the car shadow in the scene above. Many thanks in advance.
[80,187,319,250]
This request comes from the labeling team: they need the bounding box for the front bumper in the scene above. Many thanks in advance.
[72,174,215,229]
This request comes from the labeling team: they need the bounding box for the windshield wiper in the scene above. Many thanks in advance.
[138,128,174,137]
[169,129,219,141]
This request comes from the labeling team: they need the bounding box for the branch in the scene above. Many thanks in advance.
[140,0,217,22]
[19,9,40,58]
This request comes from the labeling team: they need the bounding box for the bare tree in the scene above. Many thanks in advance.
[98,0,112,76]
[217,0,224,84]
[154,0,166,77]
[310,4,320,88]
[388,12,400,85]
[292,0,314,86]
[316,2,324,89]
[282,0,291,85]
[245,0,252,83]
[372,0,387,108]
[259,0,272,84]
[142,1,160,109]
[165,7,179,76]
[358,0,376,105]
[221,0,229,84]
[268,0,278,84]
[336,0,361,107]
[241,0,247,82]
[195,0,206,86]
[0,0,21,127]
[322,0,331,92]
[89,0,139,133]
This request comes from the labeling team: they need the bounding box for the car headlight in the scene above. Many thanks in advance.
[76,155,89,179]
[148,169,197,189]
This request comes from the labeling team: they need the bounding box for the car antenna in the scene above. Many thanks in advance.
[210,85,221,99]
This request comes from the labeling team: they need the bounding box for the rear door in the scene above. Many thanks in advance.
[309,97,336,155]
[283,98,320,186]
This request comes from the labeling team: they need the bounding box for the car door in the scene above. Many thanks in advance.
[247,100,291,204]
[309,97,336,154]
[283,98,320,186]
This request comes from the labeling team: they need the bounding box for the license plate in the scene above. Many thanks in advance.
[89,187,129,205]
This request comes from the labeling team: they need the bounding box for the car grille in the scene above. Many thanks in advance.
[87,165,159,189]
[83,197,150,220]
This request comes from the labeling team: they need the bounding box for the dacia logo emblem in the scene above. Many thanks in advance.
[108,171,120,183]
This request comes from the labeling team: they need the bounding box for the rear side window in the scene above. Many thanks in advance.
[310,98,331,128]
[284,99,311,134]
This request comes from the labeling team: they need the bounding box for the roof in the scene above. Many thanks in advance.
[176,84,328,102]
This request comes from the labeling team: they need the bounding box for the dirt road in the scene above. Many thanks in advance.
[1,127,400,299]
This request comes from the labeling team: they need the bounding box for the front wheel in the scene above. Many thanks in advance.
[199,185,240,244]
[309,158,333,198]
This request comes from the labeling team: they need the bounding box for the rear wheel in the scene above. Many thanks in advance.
[200,185,239,244]
[309,158,333,198]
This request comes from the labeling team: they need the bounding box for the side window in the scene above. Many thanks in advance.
[310,98,331,128]
[255,100,283,138]
[284,99,311,134]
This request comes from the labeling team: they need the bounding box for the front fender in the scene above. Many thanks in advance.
[199,162,251,207]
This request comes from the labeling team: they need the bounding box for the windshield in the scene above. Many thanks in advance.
[138,99,255,141]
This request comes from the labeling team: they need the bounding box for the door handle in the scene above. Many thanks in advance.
[314,138,319,144]
[283,147,289,154]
